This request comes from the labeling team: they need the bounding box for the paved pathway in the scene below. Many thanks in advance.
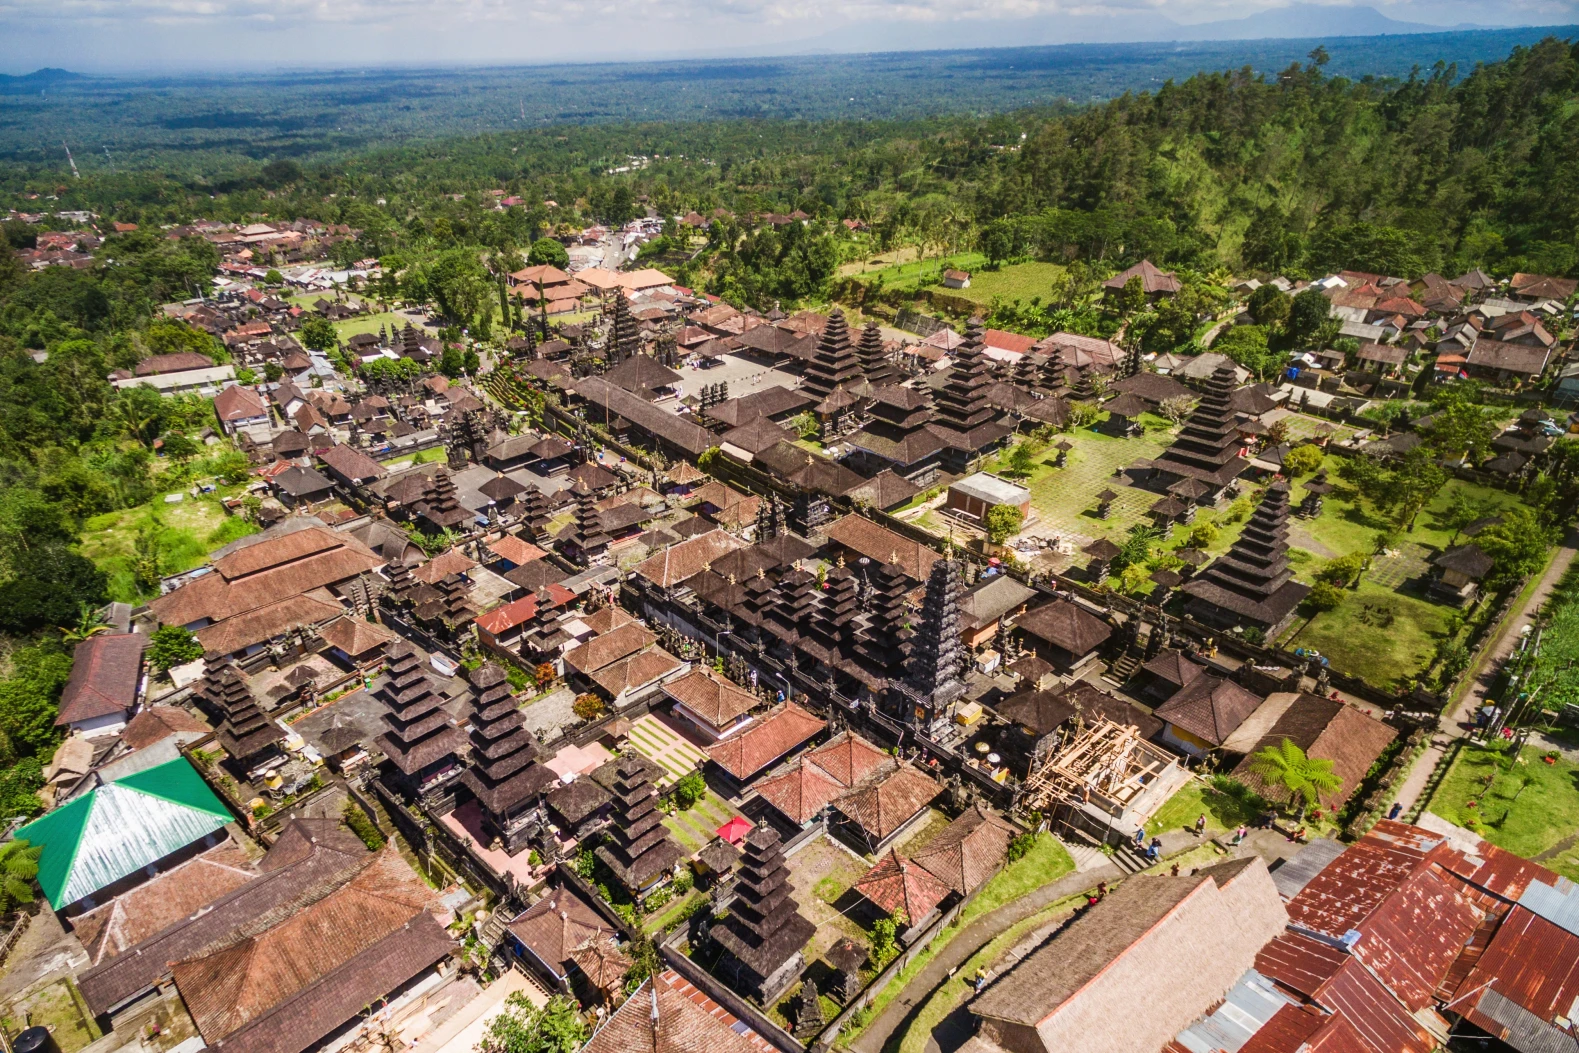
[1393,528,1579,816]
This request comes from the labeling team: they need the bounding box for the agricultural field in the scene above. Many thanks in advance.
[80,491,257,604]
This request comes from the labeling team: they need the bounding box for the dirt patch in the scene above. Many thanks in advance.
[787,835,871,963]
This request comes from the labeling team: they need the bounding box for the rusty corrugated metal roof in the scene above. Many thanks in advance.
[1316,957,1439,1053]
[1452,905,1579,1045]
[1256,933,1347,1000]
[1353,864,1484,1012]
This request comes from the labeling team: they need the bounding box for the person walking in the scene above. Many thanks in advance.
[1194,813,1207,838]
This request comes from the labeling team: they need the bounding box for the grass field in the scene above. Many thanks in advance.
[1146,779,1263,838]
[80,493,257,603]
[1430,744,1579,870]
[927,261,1069,307]
[843,253,1068,308]
[661,793,742,853]
[1273,456,1516,685]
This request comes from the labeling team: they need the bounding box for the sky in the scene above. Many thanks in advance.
[0,0,1573,73]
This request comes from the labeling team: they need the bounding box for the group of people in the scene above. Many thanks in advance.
[1131,827,1164,862]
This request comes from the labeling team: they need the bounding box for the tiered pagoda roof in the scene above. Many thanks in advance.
[844,385,947,470]
[891,556,968,718]
[856,321,899,388]
[606,294,640,366]
[516,486,553,540]
[417,469,472,530]
[594,755,683,891]
[764,565,820,646]
[932,321,1010,456]
[460,661,549,816]
[376,642,467,778]
[1180,482,1310,631]
[802,559,861,667]
[556,480,611,561]
[853,557,912,677]
[383,559,415,600]
[210,663,285,764]
[1145,364,1247,488]
[713,824,816,997]
[800,308,865,405]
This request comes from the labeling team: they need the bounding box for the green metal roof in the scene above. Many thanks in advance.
[16,756,234,909]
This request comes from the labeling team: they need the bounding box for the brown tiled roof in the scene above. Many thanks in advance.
[120,705,210,751]
[855,849,950,919]
[1102,260,1180,295]
[488,534,548,566]
[1231,695,1396,808]
[1142,648,1206,689]
[215,385,269,423]
[505,883,615,978]
[824,514,940,583]
[73,842,256,966]
[78,840,373,1016]
[582,970,772,1053]
[137,351,215,375]
[704,702,825,780]
[807,732,892,787]
[195,593,344,656]
[315,444,386,483]
[911,803,1016,894]
[707,386,815,428]
[1156,675,1264,747]
[564,623,658,675]
[843,469,922,509]
[631,529,745,588]
[1467,338,1550,376]
[316,616,397,658]
[1014,599,1112,656]
[751,763,845,825]
[579,606,636,636]
[410,548,478,584]
[721,417,796,455]
[56,633,146,726]
[149,526,384,628]
[571,376,717,457]
[590,647,683,698]
[835,764,940,842]
[206,916,454,1053]
[171,845,446,1048]
[662,668,758,730]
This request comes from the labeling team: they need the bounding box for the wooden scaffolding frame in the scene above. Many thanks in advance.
[1020,716,1152,814]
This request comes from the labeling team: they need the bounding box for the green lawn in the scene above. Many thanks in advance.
[81,493,257,603]
[1279,578,1453,688]
[1270,456,1516,686]
[957,832,1073,924]
[333,310,411,341]
[383,447,448,467]
[1146,779,1262,837]
[1429,744,1579,867]
[928,261,1070,307]
[837,833,1073,1049]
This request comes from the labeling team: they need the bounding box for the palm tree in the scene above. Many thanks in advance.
[59,602,111,643]
[1248,738,1343,814]
[0,840,41,914]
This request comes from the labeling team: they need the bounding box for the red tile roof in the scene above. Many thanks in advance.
[488,534,548,567]
[835,764,940,842]
[583,969,772,1053]
[751,763,845,825]
[855,849,949,920]
[703,702,825,780]
[631,529,745,588]
[661,668,758,731]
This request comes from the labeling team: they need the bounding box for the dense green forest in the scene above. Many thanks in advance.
[0,25,1571,170]
[1,34,1578,807]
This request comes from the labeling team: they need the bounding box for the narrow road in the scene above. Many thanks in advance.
[1393,527,1579,816]
[848,825,1226,1053]
[847,861,1118,1053]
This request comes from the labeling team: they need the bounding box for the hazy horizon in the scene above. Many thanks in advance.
[1,0,1572,75]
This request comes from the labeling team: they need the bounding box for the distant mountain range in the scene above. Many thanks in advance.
[789,4,1534,54]
[0,68,87,93]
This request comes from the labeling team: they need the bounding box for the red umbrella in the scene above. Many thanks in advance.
[717,815,755,845]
